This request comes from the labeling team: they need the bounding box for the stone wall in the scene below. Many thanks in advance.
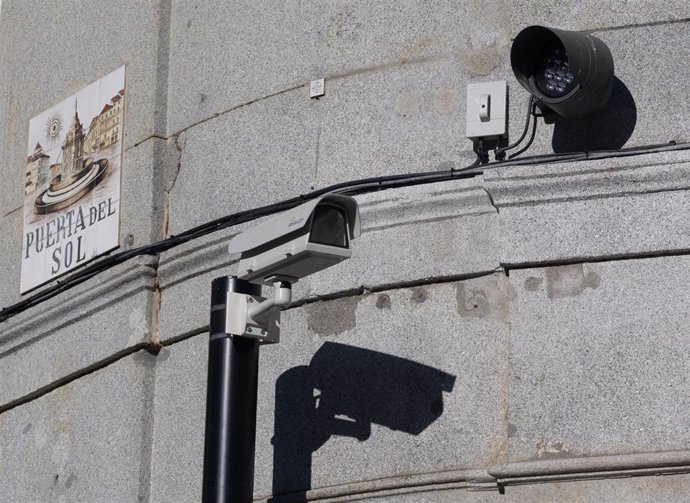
[1,1,690,501]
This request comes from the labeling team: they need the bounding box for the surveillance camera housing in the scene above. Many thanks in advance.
[511,25,614,118]
[228,194,361,286]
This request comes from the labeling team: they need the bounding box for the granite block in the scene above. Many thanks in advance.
[0,0,164,217]
[152,331,316,503]
[0,209,23,308]
[482,149,690,196]
[482,150,690,264]
[8,0,163,147]
[120,137,178,246]
[313,58,507,188]
[496,188,690,266]
[507,257,690,461]
[149,334,206,503]
[165,0,511,135]
[343,472,690,503]
[166,89,317,236]
[0,349,157,503]
[0,256,157,408]
[0,17,11,216]
[502,474,690,503]
[508,1,690,32]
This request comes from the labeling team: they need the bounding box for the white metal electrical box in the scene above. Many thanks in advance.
[465,80,508,139]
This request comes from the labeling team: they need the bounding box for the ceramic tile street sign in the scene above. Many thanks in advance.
[20,66,125,293]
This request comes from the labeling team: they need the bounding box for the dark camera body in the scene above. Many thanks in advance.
[511,25,614,118]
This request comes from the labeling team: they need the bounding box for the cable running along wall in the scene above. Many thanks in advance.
[1,140,688,323]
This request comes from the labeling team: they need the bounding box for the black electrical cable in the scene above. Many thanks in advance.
[2,140,690,323]
[495,96,535,160]
[508,107,539,159]
[460,152,484,172]
[473,139,490,165]
[0,168,483,322]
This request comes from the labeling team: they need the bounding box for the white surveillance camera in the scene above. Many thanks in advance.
[228,194,361,286]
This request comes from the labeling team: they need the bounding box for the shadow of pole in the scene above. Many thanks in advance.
[551,77,637,152]
[269,342,456,502]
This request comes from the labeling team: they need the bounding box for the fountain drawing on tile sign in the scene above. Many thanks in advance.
[20,66,125,294]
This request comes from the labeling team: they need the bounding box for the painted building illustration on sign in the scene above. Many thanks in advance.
[20,66,125,293]
[24,143,51,195]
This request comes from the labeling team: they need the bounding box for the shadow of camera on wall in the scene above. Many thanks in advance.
[270,342,456,501]
[551,77,637,152]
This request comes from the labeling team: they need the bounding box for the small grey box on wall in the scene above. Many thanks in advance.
[466,80,508,140]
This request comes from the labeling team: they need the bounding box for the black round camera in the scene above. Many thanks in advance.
[511,26,614,118]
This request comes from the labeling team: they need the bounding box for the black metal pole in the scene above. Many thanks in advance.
[203,276,262,503]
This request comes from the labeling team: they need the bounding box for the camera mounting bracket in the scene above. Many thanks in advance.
[224,281,292,344]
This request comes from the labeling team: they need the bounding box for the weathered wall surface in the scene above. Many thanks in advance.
[2,1,690,502]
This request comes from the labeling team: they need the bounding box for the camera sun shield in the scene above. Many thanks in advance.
[228,194,361,286]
